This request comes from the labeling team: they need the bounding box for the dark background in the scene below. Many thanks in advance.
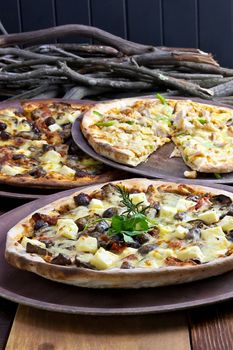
[0,0,232,67]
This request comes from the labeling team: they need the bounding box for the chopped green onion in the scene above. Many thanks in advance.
[156,93,168,105]
[93,110,103,116]
[125,121,134,125]
[214,173,222,179]
[198,118,207,125]
[95,121,115,127]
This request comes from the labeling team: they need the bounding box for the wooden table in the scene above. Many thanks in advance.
[0,198,233,350]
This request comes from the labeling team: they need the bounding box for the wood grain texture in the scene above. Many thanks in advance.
[6,306,191,350]
[189,301,233,350]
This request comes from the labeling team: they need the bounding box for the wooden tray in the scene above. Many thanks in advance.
[72,98,233,184]
[1,181,233,315]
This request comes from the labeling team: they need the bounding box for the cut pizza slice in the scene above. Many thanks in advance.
[172,100,233,173]
[81,97,177,166]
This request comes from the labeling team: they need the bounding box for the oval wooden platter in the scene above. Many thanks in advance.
[1,180,233,315]
[72,97,233,184]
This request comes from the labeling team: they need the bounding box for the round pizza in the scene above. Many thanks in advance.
[5,178,233,288]
[0,99,119,189]
[81,96,233,177]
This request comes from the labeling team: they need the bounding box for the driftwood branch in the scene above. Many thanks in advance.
[0,24,153,55]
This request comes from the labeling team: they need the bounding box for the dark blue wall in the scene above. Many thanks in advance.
[0,0,232,67]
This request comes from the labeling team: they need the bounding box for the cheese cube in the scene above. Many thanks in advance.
[48,123,62,132]
[1,164,25,176]
[18,121,31,132]
[90,248,119,269]
[129,193,149,207]
[176,246,204,262]
[157,224,173,236]
[149,248,176,260]
[201,226,225,240]
[76,236,98,253]
[60,165,76,177]
[40,150,62,163]
[21,237,46,249]
[176,198,194,212]
[174,225,188,239]
[218,216,233,232]
[57,219,78,239]
[120,247,137,258]
[43,163,62,173]
[198,210,219,224]
[89,198,104,211]
[159,205,177,220]
[67,114,78,123]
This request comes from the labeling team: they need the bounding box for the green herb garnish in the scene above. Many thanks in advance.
[95,121,115,127]
[156,93,168,105]
[214,173,222,179]
[93,110,103,116]
[106,186,156,243]
[198,118,207,125]
[125,121,134,125]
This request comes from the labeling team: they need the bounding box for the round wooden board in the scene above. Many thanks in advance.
[1,180,233,315]
[72,97,233,184]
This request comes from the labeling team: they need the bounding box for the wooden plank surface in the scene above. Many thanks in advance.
[189,301,233,350]
[6,306,191,350]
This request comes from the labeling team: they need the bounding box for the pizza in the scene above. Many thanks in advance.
[81,96,233,176]
[0,100,119,189]
[5,178,233,288]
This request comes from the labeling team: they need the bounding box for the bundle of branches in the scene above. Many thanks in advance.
[0,24,233,103]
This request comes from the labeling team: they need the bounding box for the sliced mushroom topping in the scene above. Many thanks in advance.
[34,220,48,231]
[186,227,201,241]
[75,217,88,231]
[138,244,158,256]
[95,221,109,233]
[0,131,10,140]
[210,194,232,206]
[75,258,93,269]
[102,207,118,218]
[120,261,132,269]
[74,193,91,206]
[0,122,7,131]
[50,253,71,265]
[26,242,47,256]
[29,167,47,178]
[45,116,56,126]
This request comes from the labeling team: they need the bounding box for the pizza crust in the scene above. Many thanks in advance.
[5,178,233,288]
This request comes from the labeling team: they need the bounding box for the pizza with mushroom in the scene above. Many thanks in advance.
[0,100,118,189]
[5,179,233,288]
